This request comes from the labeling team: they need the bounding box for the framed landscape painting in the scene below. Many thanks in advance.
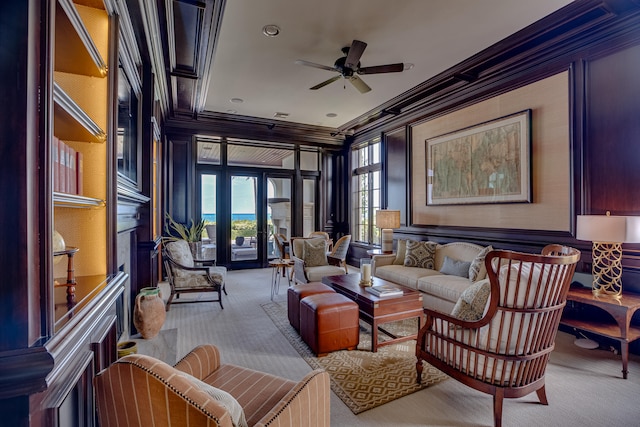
[426,110,531,206]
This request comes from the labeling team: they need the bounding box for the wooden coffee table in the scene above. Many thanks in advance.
[322,273,423,352]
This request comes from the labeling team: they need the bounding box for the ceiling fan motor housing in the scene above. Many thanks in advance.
[334,56,358,76]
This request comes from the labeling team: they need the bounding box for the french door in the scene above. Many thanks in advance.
[200,171,294,268]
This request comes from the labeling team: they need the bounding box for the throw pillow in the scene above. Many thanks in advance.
[450,280,491,321]
[468,245,493,282]
[440,256,471,278]
[393,239,408,265]
[404,240,437,269]
[303,239,328,267]
[178,372,248,427]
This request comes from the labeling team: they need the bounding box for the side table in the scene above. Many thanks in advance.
[269,259,293,300]
[561,286,640,379]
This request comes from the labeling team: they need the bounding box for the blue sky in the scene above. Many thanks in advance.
[202,175,256,214]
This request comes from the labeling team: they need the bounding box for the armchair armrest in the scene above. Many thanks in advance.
[371,254,396,276]
[174,344,222,380]
[292,256,309,283]
[254,369,330,427]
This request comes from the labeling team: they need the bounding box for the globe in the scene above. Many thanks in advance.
[53,230,66,264]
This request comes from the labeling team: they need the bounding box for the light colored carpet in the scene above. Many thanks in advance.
[261,301,448,414]
[142,267,640,426]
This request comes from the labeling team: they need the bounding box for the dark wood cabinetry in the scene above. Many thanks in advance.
[0,0,129,424]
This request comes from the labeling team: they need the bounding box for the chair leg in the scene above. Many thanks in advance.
[217,288,224,309]
[416,359,423,384]
[165,293,175,311]
[222,282,228,295]
[493,389,504,427]
[536,384,548,405]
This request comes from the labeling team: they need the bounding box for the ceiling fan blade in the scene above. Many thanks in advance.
[295,59,337,72]
[310,75,342,90]
[344,39,367,69]
[348,75,371,93]
[358,63,405,74]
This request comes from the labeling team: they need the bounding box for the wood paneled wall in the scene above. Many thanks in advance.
[410,72,571,231]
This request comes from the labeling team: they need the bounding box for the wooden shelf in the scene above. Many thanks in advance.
[54,274,109,331]
[53,82,106,143]
[55,0,107,77]
[53,192,105,208]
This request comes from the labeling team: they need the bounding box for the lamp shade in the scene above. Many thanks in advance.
[376,210,401,229]
[576,214,640,243]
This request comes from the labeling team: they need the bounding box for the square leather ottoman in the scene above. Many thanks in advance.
[300,292,359,357]
[287,282,336,332]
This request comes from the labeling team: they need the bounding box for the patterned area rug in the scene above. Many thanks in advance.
[261,301,448,414]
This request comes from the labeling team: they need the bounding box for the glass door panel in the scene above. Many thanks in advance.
[231,175,258,262]
[303,178,316,237]
[201,174,217,261]
[267,176,291,259]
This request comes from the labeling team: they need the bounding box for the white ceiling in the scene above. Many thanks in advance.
[204,0,573,128]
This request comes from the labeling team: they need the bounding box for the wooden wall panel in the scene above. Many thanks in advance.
[411,72,571,231]
[585,43,640,215]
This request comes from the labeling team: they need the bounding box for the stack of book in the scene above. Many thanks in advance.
[53,135,83,195]
[365,284,403,298]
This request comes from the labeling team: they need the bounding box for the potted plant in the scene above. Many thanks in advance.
[165,213,206,258]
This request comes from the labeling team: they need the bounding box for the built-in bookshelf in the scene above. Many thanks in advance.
[52,0,110,330]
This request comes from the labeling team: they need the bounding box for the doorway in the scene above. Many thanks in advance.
[200,172,296,267]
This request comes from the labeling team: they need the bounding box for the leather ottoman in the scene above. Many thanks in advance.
[287,282,336,332]
[300,292,359,357]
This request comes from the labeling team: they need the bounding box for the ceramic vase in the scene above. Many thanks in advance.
[133,287,166,339]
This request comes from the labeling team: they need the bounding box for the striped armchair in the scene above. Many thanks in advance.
[94,344,330,427]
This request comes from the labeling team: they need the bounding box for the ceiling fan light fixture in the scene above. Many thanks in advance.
[262,24,280,37]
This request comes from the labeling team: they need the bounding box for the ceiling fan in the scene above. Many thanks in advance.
[295,39,405,93]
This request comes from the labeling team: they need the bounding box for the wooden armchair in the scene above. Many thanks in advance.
[415,245,580,427]
[328,235,351,270]
[163,240,226,310]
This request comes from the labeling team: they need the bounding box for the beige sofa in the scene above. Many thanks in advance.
[94,344,330,427]
[371,240,492,313]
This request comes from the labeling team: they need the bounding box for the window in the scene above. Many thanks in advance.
[351,138,381,245]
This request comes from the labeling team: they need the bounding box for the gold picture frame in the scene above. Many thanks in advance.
[426,110,531,206]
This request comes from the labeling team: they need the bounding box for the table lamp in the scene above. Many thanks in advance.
[576,212,640,297]
[376,210,401,253]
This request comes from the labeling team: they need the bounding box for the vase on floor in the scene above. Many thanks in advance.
[133,287,166,339]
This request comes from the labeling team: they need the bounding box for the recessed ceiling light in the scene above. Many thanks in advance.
[226,109,237,114]
[273,112,289,118]
[404,63,415,70]
[230,97,244,104]
[262,24,280,37]
[326,113,338,118]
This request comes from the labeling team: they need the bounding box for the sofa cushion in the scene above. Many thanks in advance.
[404,240,438,269]
[434,242,485,271]
[393,239,408,265]
[450,280,491,321]
[375,264,440,290]
[303,238,327,267]
[468,245,493,281]
[305,265,346,282]
[440,256,471,278]
[417,274,477,305]
[179,372,248,427]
